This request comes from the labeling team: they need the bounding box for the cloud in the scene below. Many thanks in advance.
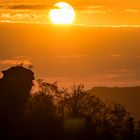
[74,24,140,28]
[0,3,49,10]
[1,13,36,19]
[0,57,33,78]
[105,69,132,74]
[79,5,108,14]
[0,3,108,16]
[0,12,46,24]
[8,4,48,10]
[58,54,86,58]
[111,54,120,57]
[44,69,140,89]
[82,10,107,14]
[122,9,139,13]
[1,13,10,18]
[0,57,32,66]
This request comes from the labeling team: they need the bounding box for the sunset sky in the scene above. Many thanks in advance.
[0,0,140,25]
[0,0,140,89]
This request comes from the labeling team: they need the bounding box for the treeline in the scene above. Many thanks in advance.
[24,79,140,140]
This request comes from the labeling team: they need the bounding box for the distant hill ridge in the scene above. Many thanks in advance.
[87,86,140,120]
[88,86,140,93]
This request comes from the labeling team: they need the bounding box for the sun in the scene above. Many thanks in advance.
[49,2,76,24]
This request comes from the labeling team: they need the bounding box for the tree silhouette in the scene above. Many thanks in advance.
[25,79,62,139]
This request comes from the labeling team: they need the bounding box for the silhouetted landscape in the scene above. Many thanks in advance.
[0,65,140,140]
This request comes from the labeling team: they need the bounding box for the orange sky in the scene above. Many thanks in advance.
[0,23,140,88]
[0,0,140,88]
[0,0,140,119]
[0,0,140,25]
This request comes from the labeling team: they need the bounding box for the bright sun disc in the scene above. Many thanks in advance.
[49,2,76,24]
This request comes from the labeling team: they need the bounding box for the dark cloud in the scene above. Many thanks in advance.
[8,4,48,10]
[0,3,49,10]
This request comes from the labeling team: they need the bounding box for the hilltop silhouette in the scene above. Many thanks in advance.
[0,66,34,139]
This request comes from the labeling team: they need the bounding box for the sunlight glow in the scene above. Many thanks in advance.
[49,2,76,24]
